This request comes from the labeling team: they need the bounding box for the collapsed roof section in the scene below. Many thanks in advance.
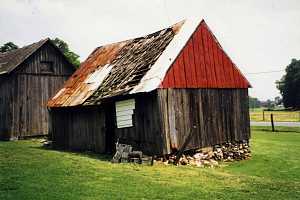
[48,19,250,108]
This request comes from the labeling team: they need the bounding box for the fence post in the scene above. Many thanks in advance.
[262,110,265,121]
[271,114,275,132]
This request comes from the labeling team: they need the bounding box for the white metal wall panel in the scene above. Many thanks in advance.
[115,99,135,128]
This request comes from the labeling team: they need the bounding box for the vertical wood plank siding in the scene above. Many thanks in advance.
[49,92,164,154]
[49,107,106,153]
[158,88,250,153]
[114,92,164,155]
[49,89,249,155]
[0,43,74,139]
[0,76,13,139]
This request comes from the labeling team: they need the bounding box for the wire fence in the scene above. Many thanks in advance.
[250,110,300,122]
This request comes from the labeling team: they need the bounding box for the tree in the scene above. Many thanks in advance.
[266,99,275,110]
[51,38,80,68]
[0,42,19,53]
[249,96,261,109]
[276,59,300,109]
[274,96,282,106]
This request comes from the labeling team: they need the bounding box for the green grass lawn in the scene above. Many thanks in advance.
[250,110,300,122]
[1,127,300,200]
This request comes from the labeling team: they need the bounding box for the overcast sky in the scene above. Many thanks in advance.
[1,0,300,101]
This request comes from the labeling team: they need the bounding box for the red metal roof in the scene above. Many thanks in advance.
[160,20,251,88]
[48,19,251,108]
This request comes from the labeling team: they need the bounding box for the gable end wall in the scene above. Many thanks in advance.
[160,21,250,89]
[0,44,75,139]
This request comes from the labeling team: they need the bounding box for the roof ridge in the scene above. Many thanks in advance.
[48,19,187,107]
[88,21,187,56]
[47,18,251,107]
[1,38,49,54]
[0,38,49,74]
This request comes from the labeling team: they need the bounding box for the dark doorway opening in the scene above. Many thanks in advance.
[104,103,116,154]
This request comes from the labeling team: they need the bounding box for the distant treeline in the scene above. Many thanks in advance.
[251,59,300,111]
[249,97,282,110]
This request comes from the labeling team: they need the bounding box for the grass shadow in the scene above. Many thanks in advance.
[251,126,300,133]
[31,144,112,162]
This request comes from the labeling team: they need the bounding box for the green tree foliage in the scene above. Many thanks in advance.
[51,38,80,68]
[274,96,282,106]
[0,42,19,53]
[265,99,275,110]
[249,96,261,109]
[277,59,300,109]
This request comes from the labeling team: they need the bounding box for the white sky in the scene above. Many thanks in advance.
[1,0,300,101]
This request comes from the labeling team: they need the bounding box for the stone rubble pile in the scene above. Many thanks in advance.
[112,143,153,165]
[111,141,251,167]
[155,141,251,168]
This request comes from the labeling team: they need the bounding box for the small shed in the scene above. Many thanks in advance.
[48,19,251,155]
[0,39,75,140]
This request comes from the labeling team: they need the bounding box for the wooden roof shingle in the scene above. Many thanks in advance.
[0,39,49,74]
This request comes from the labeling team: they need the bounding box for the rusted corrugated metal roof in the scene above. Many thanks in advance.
[84,27,175,105]
[48,18,251,108]
[48,22,181,107]
[47,41,128,107]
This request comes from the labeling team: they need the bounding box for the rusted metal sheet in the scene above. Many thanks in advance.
[160,20,251,89]
[48,19,251,108]
[48,22,182,107]
[47,42,127,107]
[84,27,176,105]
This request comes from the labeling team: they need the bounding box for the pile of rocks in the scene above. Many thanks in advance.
[111,141,251,167]
[213,142,251,162]
[156,141,251,168]
[41,139,53,148]
[112,143,153,165]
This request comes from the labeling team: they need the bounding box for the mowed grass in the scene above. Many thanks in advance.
[250,110,300,122]
[1,127,300,200]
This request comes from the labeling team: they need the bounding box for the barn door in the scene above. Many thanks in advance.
[104,103,116,153]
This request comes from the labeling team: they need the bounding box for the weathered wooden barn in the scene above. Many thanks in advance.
[48,19,251,155]
[0,39,75,140]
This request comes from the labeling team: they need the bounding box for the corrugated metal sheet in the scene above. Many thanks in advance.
[160,20,251,88]
[48,18,251,108]
[48,22,181,107]
[47,41,127,107]
[115,99,135,128]
[84,27,176,105]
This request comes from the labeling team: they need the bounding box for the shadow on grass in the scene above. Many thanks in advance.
[31,145,112,162]
[251,126,300,133]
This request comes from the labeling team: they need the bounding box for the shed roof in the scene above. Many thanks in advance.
[0,39,49,74]
[48,19,250,108]
[0,38,75,75]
